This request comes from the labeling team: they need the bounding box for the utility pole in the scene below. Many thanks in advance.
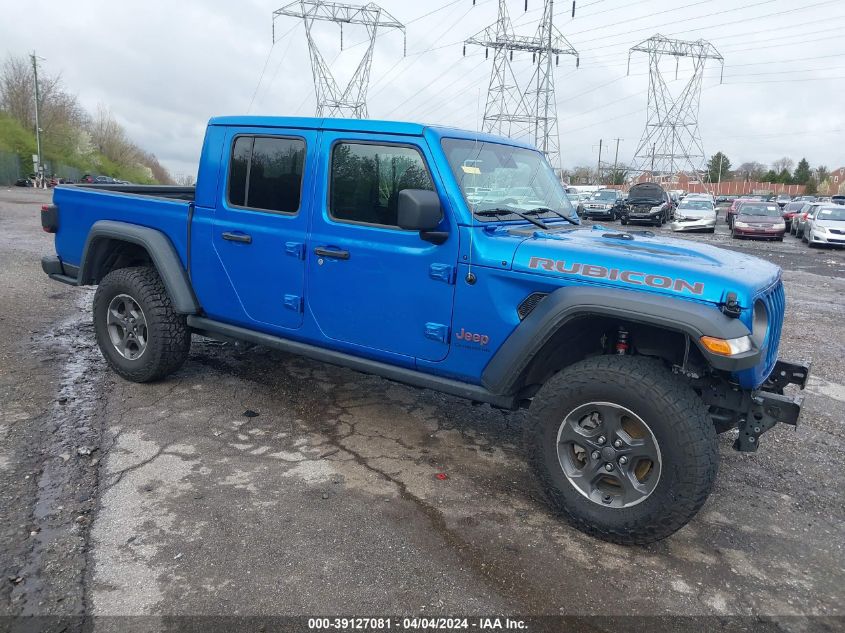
[596,139,603,185]
[30,52,43,187]
[612,137,622,182]
[717,153,724,193]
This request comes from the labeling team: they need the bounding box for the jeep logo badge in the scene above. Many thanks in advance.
[455,328,489,346]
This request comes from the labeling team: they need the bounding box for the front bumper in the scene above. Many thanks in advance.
[734,359,811,452]
[582,207,615,219]
[808,229,845,245]
[671,217,716,232]
[624,211,662,223]
[733,226,785,238]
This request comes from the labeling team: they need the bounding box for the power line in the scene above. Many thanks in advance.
[369,0,477,98]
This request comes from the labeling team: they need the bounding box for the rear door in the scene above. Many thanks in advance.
[211,129,317,331]
[306,133,458,362]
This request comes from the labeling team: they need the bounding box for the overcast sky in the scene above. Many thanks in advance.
[2,0,843,178]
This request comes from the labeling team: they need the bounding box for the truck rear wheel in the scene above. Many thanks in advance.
[93,266,191,382]
[525,356,718,544]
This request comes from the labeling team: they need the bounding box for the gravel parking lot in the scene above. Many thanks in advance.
[1,188,843,630]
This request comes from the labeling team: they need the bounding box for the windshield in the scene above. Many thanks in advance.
[441,138,575,220]
[591,190,617,201]
[739,203,781,217]
[818,207,845,221]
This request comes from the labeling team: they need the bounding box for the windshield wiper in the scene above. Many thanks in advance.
[526,207,579,226]
[475,208,549,230]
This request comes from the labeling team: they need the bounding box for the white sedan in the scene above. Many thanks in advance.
[670,200,717,232]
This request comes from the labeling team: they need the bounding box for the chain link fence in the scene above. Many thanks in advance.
[0,152,83,185]
[0,149,22,186]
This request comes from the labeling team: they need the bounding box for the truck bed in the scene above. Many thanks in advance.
[51,184,195,276]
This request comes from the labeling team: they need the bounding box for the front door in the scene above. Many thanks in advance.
[307,134,458,362]
[212,129,317,331]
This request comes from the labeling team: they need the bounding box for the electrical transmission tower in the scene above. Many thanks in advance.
[464,0,578,169]
[627,34,723,186]
[273,1,405,118]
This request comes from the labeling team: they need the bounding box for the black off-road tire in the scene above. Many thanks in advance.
[93,266,191,382]
[525,356,719,545]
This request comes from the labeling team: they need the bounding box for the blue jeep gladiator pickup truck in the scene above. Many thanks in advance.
[41,116,810,544]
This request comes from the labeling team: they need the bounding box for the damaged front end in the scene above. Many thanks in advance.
[701,360,811,452]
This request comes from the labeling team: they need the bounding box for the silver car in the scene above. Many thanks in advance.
[792,202,820,239]
[803,205,845,247]
[670,199,717,232]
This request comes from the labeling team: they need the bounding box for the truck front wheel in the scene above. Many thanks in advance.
[93,266,191,382]
[526,356,718,544]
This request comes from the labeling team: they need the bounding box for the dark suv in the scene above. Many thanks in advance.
[580,189,625,220]
[621,182,673,226]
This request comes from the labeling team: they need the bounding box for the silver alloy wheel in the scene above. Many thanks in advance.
[556,402,662,508]
[106,294,148,360]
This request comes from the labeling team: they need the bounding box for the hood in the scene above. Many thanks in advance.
[736,213,784,224]
[511,226,781,307]
[676,208,715,219]
[816,218,845,229]
[627,183,665,202]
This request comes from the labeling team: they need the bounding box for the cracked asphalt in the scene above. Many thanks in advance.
[1,188,843,631]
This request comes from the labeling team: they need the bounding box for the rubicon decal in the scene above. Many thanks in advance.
[527,257,705,296]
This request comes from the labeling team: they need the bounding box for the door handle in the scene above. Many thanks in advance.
[222,231,252,244]
[314,246,350,260]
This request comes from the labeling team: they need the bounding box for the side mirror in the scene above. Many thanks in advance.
[398,189,448,244]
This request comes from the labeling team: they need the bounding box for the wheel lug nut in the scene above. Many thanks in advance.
[597,436,606,445]
[591,450,600,460]
[613,439,623,449]
[619,456,628,465]
[604,463,614,472]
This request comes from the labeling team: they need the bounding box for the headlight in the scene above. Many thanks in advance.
[734,221,749,228]
[815,225,827,233]
[650,205,663,212]
[751,299,769,347]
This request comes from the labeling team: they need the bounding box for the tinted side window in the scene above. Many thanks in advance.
[229,136,251,207]
[330,142,434,227]
[228,135,305,213]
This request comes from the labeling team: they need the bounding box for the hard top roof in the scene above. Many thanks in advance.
[207,116,537,150]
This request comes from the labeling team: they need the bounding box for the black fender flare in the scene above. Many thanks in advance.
[79,220,199,314]
[481,285,760,396]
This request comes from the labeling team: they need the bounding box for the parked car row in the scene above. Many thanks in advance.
[13,174,133,187]
[80,174,132,185]
[789,202,845,247]
[574,184,678,227]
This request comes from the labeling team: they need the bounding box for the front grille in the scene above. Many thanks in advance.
[760,280,785,382]
[830,228,845,235]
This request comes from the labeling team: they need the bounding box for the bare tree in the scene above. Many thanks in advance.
[88,105,140,165]
[571,165,596,185]
[735,161,767,181]
[772,157,794,174]
[0,55,87,136]
[174,174,196,187]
